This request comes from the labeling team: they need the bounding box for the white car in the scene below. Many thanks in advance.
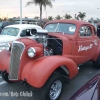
[0,24,44,52]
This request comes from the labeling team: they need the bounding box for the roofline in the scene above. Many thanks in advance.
[46,19,91,25]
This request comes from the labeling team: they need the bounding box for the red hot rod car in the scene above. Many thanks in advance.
[0,20,100,100]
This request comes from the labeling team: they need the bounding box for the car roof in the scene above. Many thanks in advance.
[5,24,42,29]
[46,20,91,26]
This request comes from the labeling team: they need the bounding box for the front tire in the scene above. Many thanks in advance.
[92,55,100,68]
[44,73,64,100]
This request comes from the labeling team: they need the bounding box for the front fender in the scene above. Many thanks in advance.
[21,56,78,88]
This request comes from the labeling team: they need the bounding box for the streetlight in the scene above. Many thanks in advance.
[20,0,22,24]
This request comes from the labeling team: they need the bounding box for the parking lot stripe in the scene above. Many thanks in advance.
[0,81,6,85]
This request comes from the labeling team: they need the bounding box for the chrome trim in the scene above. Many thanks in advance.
[9,41,25,80]
[49,80,62,100]
[28,47,36,58]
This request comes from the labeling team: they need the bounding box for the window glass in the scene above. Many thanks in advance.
[45,23,58,32]
[45,23,76,34]
[0,22,3,27]
[93,28,97,35]
[20,30,27,36]
[1,28,9,35]
[79,26,92,36]
[20,29,31,37]
[1,27,19,36]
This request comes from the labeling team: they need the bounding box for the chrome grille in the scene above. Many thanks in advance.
[9,41,25,80]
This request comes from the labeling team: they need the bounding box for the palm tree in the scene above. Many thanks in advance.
[48,16,53,21]
[26,0,54,26]
[55,15,62,20]
[3,17,8,21]
[64,13,72,19]
[74,14,79,20]
[97,18,100,21]
[77,12,86,20]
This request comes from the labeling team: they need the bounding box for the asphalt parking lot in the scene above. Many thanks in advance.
[0,62,100,100]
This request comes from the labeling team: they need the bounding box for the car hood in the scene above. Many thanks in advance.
[48,32,75,40]
[0,35,17,43]
[70,74,100,100]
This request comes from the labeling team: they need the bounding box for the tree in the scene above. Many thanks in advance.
[64,13,72,19]
[97,18,100,21]
[25,17,28,19]
[34,16,39,19]
[3,17,8,21]
[48,16,53,21]
[26,0,54,26]
[0,18,3,21]
[74,14,79,20]
[77,12,86,20]
[55,15,62,20]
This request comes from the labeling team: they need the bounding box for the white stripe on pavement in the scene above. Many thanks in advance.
[0,81,6,85]
[0,76,2,78]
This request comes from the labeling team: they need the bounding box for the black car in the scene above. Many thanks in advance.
[0,21,18,33]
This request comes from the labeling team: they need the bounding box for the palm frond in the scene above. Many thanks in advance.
[26,0,40,7]
[26,1,34,6]
[42,0,54,8]
[46,1,52,7]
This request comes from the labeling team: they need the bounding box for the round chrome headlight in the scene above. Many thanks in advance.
[5,43,10,51]
[28,47,36,58]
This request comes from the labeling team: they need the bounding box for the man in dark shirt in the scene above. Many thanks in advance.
[97,25,100,38]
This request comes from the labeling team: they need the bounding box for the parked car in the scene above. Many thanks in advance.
[70,74,100,100]
[0,24,43,52]
[0,21,18,33]
[0,20,100,100]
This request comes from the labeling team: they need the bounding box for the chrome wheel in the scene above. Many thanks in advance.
[49,80,62,100]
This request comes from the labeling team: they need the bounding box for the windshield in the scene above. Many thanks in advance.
[45,23,76,34]
[1,27,19,36]
[0,22,3,27]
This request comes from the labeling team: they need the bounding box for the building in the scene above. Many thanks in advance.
[8,17,40,24]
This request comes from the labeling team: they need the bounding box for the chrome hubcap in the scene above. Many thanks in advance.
[49,80,62,100]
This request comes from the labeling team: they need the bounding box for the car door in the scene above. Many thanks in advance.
[74,25,94,65]
[91,27,100,57]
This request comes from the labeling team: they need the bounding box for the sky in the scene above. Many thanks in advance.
[0,0,100,20]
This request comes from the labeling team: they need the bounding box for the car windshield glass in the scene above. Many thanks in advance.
[45,23,76,34]
[1,27,19,36]
[0,22,3,27]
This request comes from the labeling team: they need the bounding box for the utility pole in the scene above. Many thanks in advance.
[44,9,47,19]
[20,0,22,24]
